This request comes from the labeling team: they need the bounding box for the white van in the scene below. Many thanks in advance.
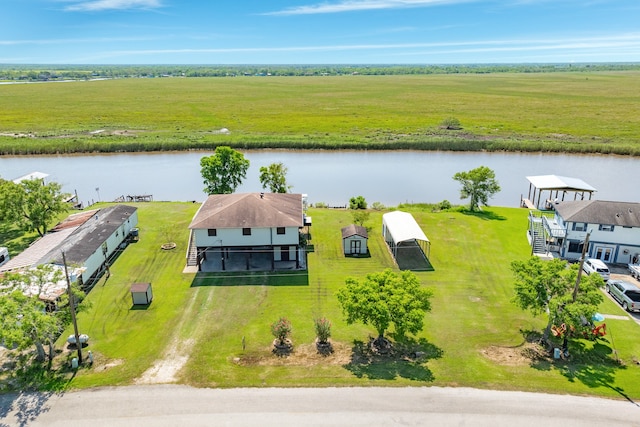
[583,258,610,280]
[0,247,9,268]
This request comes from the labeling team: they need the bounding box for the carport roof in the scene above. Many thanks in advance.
[382,211,428,244]
[526,175,597,192]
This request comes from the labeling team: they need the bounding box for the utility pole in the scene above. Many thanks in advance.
[572,230,591,302]
[63,251,82,363]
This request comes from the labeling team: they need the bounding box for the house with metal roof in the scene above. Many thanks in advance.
[187,192,306,272]
[530,200,640,263]
[42,204,138,287]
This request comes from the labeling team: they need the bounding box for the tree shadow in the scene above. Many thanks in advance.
[460,209,506,221]
[528,334,636,405]
[343,336,443,382]
[0,391,56,427]
[0,351,78,426]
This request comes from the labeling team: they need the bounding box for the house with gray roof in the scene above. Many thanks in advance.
[546,200,640,263]
[42,204,138,287]
[187,193,305,272]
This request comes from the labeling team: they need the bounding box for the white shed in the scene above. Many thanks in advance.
[341,224,368,255]
[130,282,153,305]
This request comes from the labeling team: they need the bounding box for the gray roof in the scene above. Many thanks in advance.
[341,224,368,239]
[555,200,640,227]
[43,204,137,266]
[0,227,77,273]
[189,193,303,229]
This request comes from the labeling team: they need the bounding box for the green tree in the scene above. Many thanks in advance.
[337,269,432,345]
[0,290,60,362]
[351,210,370,226]
[0,265,89,363]
[452,166,501,211]
[512,257,604,348]
[259,162,291,193]
[200,146,250,195]
[349,195,367,210]
[0,178,68,236]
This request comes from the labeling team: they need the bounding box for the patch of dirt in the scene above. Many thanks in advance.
[235,341,352,367]
[481,341,549,366]
[135,338,194,384]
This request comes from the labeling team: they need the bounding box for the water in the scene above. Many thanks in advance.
[0,150,638,208]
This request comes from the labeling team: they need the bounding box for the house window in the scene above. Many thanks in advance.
[208,229,217,237]
[599,224,615,232]
[568,241,584,253]
[243,228,251,236]
[276,227,285,235]
[572,222,588,231]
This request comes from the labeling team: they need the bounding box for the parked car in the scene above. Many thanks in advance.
[606,279,640,312]
[583,258,610,280]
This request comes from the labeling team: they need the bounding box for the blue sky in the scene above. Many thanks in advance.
[2,0,640,64]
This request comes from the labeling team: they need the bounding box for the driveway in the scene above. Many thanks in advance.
[1,386,638,427]
[603,265,640,326]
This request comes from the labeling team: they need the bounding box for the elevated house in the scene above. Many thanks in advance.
[529,200,640,264]
[187,193,306,272]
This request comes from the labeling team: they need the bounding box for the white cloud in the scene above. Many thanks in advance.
[264,0,472,16]
[64,0,162,12]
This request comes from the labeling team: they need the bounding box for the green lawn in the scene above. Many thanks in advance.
[42,202,640,399]
[1,72,640,155]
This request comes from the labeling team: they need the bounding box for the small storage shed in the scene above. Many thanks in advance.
[341,224,368,255]
[130,282,153,305]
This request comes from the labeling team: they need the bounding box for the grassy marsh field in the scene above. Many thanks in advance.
[1,72,639,155]
[4,202,640,400]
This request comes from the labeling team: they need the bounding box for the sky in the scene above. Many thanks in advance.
[2,0,640,64]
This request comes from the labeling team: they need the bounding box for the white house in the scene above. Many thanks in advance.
[42,204,139,287]
[341,224,368,255]
[187,193,305,272]
[532,200,640,264]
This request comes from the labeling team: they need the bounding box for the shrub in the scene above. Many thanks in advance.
[271,317,292,345]
[439,200,452,210]
[371,201,385,211]
[440,117,462,130]
[314,317,332,343]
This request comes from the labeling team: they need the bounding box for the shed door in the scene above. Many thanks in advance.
[350,239,361,254]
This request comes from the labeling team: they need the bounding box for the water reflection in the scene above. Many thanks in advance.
[0,150,637,208]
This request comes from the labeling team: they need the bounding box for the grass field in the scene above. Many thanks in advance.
[6,202,639,400]
[1,72,640,155]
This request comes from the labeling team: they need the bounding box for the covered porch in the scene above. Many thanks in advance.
[522,175,596,210]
